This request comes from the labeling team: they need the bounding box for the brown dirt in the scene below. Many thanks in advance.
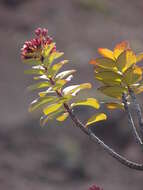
[0,0,143,189]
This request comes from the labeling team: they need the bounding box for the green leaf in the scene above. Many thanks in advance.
[116,49,136,72]
[23,58,42,65]
[98,86,127,99]
[86,113,107,127]
[48,51,64,64]
[56,112,69,121]
[29,96,58,112]
[71,98,100,109]
[42,43,56,58]
[48,60,69,77]
[90,58,117,71]
[43,103,63,115]
[28,81,51,91]
[55,70,76,79]
[95,71,122,85]
[38,88,55,97]
[24,69,45,75]
[123,66,142,85]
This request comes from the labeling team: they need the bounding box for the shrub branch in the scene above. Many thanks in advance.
[122,93,143,147]
[128,88,143,139]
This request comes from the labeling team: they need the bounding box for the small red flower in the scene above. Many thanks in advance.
[21,27,56,60]
[88,184,103,190]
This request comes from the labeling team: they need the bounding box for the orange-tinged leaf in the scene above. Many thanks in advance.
[86,113,107,126]
[136,53,143,62]
[105,102,124,110]
[123,66,142,85]
[98,48,115,60]
[116,49,136,73]
[90,57,116,71]
[95,71,122,85]
[114,41,129,58]
[98,86,127,99]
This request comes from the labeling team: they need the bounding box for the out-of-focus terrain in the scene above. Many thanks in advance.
[0,0,143,189]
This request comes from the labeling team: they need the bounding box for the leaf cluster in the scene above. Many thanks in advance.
[23,35,106,127]
[90,41,143,110]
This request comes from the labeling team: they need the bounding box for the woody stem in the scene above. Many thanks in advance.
[49,77,143,171]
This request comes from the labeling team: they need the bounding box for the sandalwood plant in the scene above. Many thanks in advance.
[21,28,143,171]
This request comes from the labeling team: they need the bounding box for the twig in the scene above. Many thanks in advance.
[64,102,143,171]
[122,93,143,146]
[49,77,143,171]
[128,88,143,139]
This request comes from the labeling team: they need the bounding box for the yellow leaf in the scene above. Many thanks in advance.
[105,102,124,110]
[114,41,129,58]
[98,48,115,60]
[86,113,107,127]
[123,66,142,85]
[28,81,51,91]
[98,86,127,99]
[95,71,122,85]
[71,98,100,109]
[136,53,143,63]
[116,49,136,73]
[56,112,69,121]
[40,108,63,126]
[43,103,63,115]
[90,58,117,71]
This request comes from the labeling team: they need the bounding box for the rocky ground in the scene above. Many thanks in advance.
[0,0,143,189]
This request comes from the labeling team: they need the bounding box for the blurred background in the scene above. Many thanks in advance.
[0,0,143,189]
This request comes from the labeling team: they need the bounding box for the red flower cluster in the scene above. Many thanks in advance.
[88,185,103,190]
[21,27,56,60]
